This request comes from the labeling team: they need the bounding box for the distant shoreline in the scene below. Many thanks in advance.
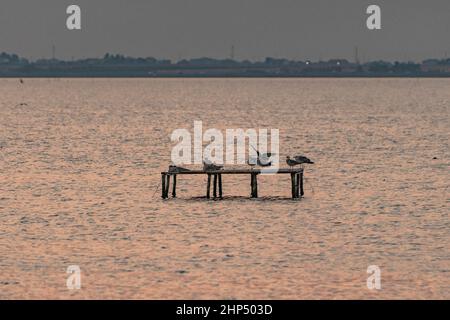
[2,51,450,78]
[3,74,450,78]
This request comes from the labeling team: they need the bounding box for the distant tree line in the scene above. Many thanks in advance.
[2,51,450,76]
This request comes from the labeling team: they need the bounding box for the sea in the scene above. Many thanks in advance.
[0,78,448,299]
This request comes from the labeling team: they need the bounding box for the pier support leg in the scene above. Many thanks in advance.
[218,174,223,199]
[165,174,171,199]
[213,174,218,199]
[161,173,167,199]
[291,173,296,199]
[172,174,177,198]
[251,173,258,198]
[250,174,253,197]
[300,171,304,197]
[206,174,211,199]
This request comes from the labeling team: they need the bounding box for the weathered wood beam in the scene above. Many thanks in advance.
[300,171,304,197]
[165,174,171,199]
[162,168,303,175]
[295,173,300,198]
[218,174,223,199]
[172,174,177,198]
[206,174,211,199]
[251,173,258,198]
[213,174,218,199]
[161,173,166,199]
[291,172,296,198]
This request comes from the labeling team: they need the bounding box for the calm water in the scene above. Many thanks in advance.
[0,78,448,299]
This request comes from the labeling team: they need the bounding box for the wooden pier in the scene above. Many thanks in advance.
[160,168,304,200]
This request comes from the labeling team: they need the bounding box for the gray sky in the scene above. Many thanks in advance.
[1,0,449,62]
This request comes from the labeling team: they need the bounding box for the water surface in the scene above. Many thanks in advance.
[0,78,448,299]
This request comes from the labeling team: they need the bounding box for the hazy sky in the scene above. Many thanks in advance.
[1,0,449,62]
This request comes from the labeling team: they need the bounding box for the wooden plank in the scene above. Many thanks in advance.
[162,168,303,175]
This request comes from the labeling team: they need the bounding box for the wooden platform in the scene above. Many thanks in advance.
[160,168,304,199]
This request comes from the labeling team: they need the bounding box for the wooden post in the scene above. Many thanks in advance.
[218,174,223,199]
[213,174,218,199]
[254,174,258,198]
[300,171,304,197]
[250,174,254,197]
[206,174,211,199]
[291,173,296,199]
[161,173,167,199]
[165,174,171,199]
[172,174,177,198]
[295,173,300,198]
[251,173,258,198]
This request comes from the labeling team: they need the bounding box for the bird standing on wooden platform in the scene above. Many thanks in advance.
[247,156,258,169]
[286,156,299,169]
[168,165,190,173]
[294,155,314,165]
[286,155,314,169]
[250,145,275,167]
[203,160,223,171]
[248,156,272,167]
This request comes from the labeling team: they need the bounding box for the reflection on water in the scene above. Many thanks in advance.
[0,78,448,299]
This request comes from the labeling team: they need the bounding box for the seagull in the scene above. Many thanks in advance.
[294,155,314,165]
[168,165,190,173]
[286,156,300,169]
[203,160,223,172]
[247,156,272,168]
[250,145,275,167]
[247,156,258,169]
[257,158,272,167]
[286,155,314,169]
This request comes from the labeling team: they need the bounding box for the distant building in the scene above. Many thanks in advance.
[421,59,450,73]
